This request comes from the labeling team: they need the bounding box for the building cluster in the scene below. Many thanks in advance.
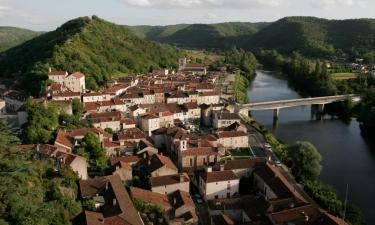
[6,59,349,225]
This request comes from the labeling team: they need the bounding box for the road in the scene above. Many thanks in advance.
[245,120,317,205]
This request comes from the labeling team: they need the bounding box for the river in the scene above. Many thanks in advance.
[247,70,375,223]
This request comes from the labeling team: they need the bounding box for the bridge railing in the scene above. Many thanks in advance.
[240,94,360,107]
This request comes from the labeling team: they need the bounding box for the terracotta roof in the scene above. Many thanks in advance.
[254,162,307,202]
[51,83,62,91]
[201,170,239,183]
[118,128,146,140]
[141,113,159,120]
[200,91,220,97]
[181,147,219,157]
[150,173,189,187]
[55,151,83,165]
[70,72,85,78]
[109,156,140,166]
[216,131,248,138]
[167,189,195,209]
[121,118,135,125]
[269,204,320,224]
[79,175,143,225]
[130,187,171,210]
[48,70,67,76]
[216,112,241,120]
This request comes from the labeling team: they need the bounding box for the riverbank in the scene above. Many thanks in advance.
[247,70,373,224]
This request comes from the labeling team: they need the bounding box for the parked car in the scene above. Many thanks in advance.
[274,160,282,167]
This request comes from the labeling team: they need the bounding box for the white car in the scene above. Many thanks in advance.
[275,160,282,167]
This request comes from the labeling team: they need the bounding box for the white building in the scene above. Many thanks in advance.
[199,167,239,200]
[48,70,86,93]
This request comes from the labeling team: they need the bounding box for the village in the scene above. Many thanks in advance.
[0,58,349,225]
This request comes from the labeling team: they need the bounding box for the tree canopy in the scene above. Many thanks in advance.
[286,141,322,181]
[0,120,82,225]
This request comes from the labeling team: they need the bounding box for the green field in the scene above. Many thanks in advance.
[331,72,357,80]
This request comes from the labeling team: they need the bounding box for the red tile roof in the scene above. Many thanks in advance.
[71,72,85,78]
[201,170,239,183]
[150,173,190,187]
[181,147,219,157]
[48,70,67,76]
[130,187,171,210]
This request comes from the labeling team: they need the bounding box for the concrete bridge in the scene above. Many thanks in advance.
[235,94,362,121]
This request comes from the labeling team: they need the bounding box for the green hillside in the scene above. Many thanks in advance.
[128,22,267,48]
[0,16,182,94]
[0,27,41,52]
[248,17,375,57]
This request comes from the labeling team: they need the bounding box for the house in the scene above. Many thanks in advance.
[121,118,136,129]
[199,166,240,200]
[179,147,220,171]
[150,173,190,195]
[48,70,85,93]
[54,128,112,152]
[109,155,140,167]
[268,204,349,225]
[213,112,241,129]
[87,111,122,132]
[20,144,88,180]
[118,128,147,145]
[253,162,307,202]
[112,161,133,184]
[130,188,198,225]
[166,91,190,104]
[215,131,249,149]
[208,196,271,225]
[141,113,160,136]
[167,190,198,225]
[84,99,127,113]
[197,91,220,105]
[183,102,201,121]
[137,139,158,156]
[82,92,111,103]
[55,151,88,180]
[130,187,172,216]
[76,175,143,225]
[52,92,81,101]
[139,154,178,177]
[179,58,207,75]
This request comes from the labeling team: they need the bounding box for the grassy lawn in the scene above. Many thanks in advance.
[331,72,357,80]
[229,148,252,157]
[185,50,223,65]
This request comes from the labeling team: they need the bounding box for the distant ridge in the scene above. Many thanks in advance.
[0,16,181,94]
[0,27,41,52]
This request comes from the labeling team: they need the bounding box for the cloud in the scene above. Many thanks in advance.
[206,12,218,20]
[312,0,367,9]
[119,0,288,9]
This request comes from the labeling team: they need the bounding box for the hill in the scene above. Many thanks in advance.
[0,27,41,52]
[247,17,375,57]
[127,22,269,49]
[0,16,182,94]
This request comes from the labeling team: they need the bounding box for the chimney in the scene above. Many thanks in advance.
[36,144,40,152]
[48,68,52,73]
[179,173,185,183]
[105,182,109,190]
[113,198,117,206]
[206,166,212,173]
[220,164,225,171]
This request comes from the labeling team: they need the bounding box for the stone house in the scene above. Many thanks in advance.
[199,167,240,200]
[150,173,190,195]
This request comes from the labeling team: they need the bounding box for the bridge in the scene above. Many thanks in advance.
[234,94,362,121]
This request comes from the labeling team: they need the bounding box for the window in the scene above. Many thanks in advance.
[190,158,193,166]
[215,195,218,199]
[227,192,230,198]
[227,184,231,190]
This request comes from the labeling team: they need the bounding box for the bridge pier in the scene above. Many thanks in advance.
[318,104,325,113]
[273,108,280,121]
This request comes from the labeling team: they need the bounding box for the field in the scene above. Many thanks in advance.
[331,72,357,80]
[185,50,223,65]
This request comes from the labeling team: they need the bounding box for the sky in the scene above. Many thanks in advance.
[0,0,373,31]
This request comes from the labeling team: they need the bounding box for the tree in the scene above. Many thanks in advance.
[0,121,81,225]
[77,132,107,170]
[286,141,322,181]
[24,101,59,144]
[72,98,83,118]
